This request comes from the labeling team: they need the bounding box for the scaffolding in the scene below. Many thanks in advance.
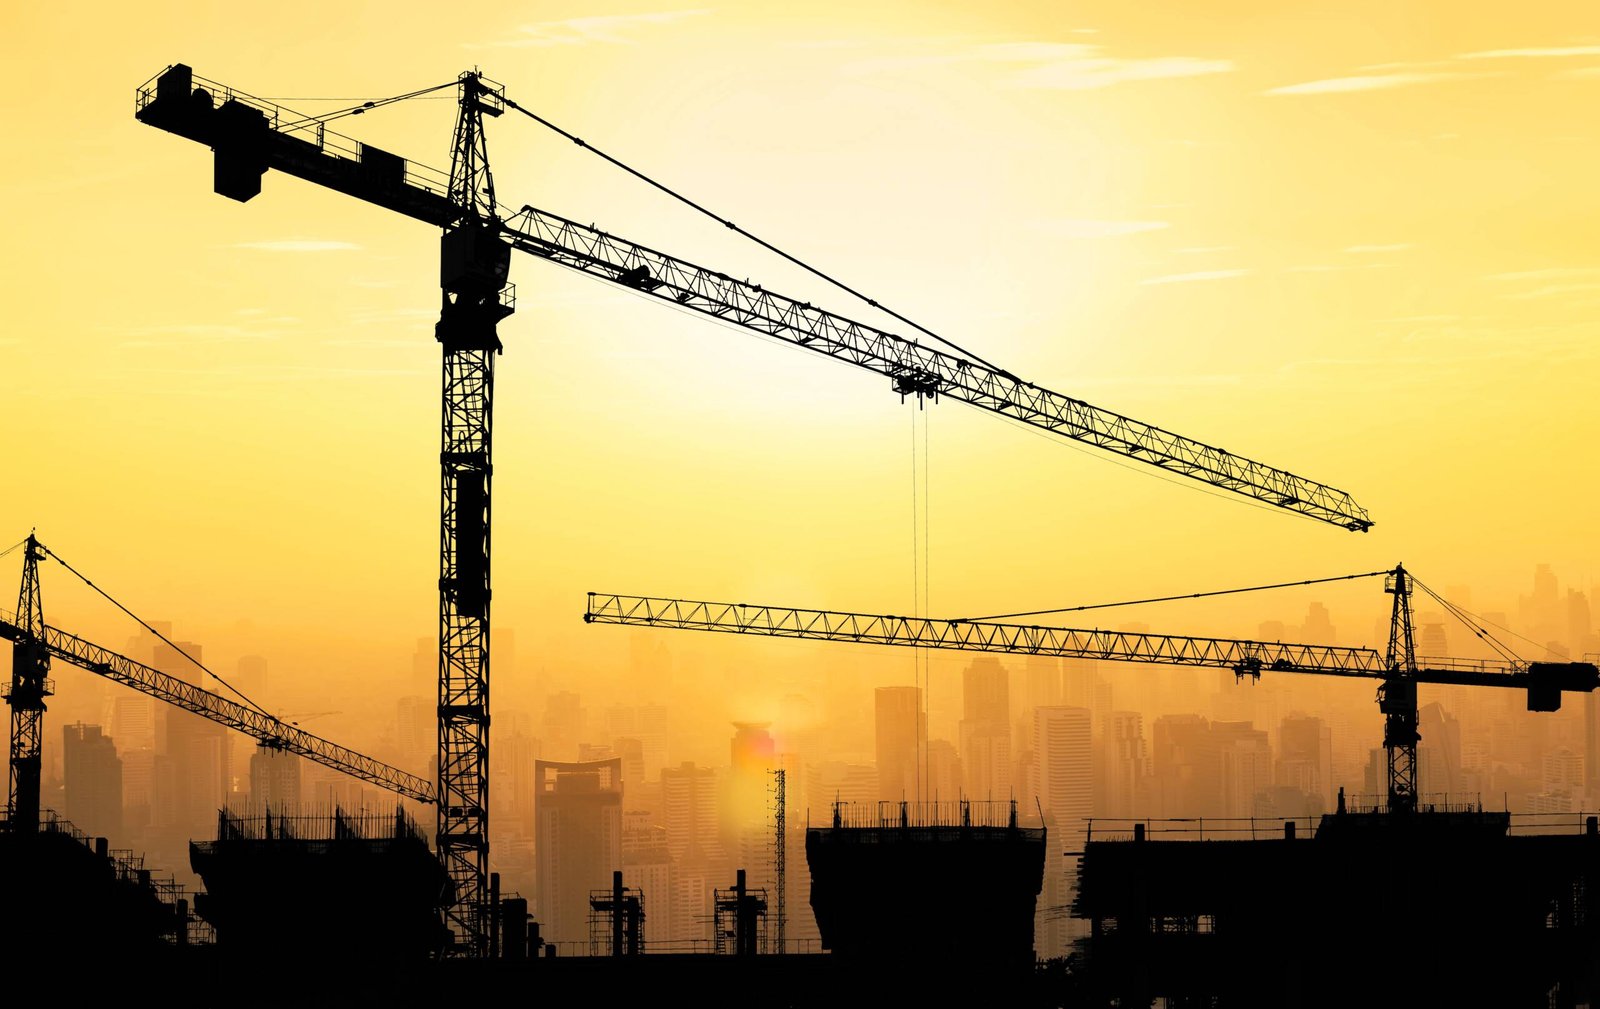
[713,868,768,956]
[588,870,645,955]
[771,768,786,954]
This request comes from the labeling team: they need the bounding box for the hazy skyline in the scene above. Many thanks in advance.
[6,3,1600,826]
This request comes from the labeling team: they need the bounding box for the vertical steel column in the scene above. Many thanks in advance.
[6,535,50,832]
[437,71,509,956]
[1382,565,1419,814]
[772,767,786,954]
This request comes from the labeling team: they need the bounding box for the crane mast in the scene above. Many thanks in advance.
[1381,566,1421,815]
[435,72,512,957]
[4,536,50,831]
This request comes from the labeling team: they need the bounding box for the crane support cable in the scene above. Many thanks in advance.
[586,591,1558,686]
[499,95,1003,372]
[133,64,1376,532]
[0,609,435,803]
[40,545,276,722]
[958,569,1393,623]
[276,79,460,133]
[498,205,1374,531]
[1410,577,1527,666]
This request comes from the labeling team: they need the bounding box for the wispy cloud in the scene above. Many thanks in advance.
[1029,218,1168,238]
[1457,45,1600,60]
[1502,282,1600,300]
[471,9,711,48]
[1486,267,1600,282]
[229,240,362,252]
[846,41,1232,90]
[1265,72,1479,95]
[1281,263,1393,274]
[987,43,1232,90]
[1072,373,1242,389]
[1345,243,1411,253]
[1140,268,1251,285]
[116,322,290,347]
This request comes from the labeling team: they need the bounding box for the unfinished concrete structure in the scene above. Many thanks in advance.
[1071,804,1600,1007]
[805,801,1047,972]
[189,807,451,963]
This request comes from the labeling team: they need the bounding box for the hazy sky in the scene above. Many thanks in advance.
[4,2,1599,750]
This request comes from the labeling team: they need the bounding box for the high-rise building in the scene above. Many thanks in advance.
[874,686,923,803]
[621,808,673,946]
[156,641,230,839]
[1300,601,1337,643]
[613,737,646,789]
[541,692,586,762]
[1417,703,1464,799]
[1212,721,1271,818]
[1278,713,1334,808]
[1103,711,1151,818]
[62,723,122,839]
[661,761,722,864]
[926,739,962,803]
[962,658,1011,801]
[1033,707,1093,825]
[248,747,302,811]
[1034,706,1093,959]
[1025,655,1063,712]
[110,694,157,754]
[806,761,877,816]
[730,722,775,774]
[534,757,623,945]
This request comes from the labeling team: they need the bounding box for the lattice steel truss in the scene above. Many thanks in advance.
[586,585,1600,812]
[4,536,50,830]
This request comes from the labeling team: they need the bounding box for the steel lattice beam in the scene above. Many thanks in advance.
[583,592,1599,694]
[5,537,50,831]
[134,65,1373,533]
[501,207,1373,532]
[0,609,434,803]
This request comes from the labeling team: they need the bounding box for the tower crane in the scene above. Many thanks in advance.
[133,63,1373,954]
[3,535,436,827]
[583,567,1600,814]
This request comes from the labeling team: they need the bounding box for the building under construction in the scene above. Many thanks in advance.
[188,806,452,964]
[1070,801,1600,1008]
[805,801,1047,972]
[0,809,198,961]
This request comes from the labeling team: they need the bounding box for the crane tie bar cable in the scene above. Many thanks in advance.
[40,545,277,722]
[959,569,1393,623]
[1410,576,1526,667]
[276,79,460,133]
[499,94,1004,374]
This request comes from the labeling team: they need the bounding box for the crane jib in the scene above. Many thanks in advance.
[135,62,1373,532]
[0,611,435,804]
[583,593,1600,711]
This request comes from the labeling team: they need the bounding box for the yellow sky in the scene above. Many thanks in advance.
[4,2,1599,753]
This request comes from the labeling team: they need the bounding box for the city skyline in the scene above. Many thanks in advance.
[4,0,1600,985]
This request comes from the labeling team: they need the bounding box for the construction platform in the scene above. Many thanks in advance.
[0,809,196,961]
[188,806,451,963]
[805,801,1047,971]
[1070,803,1600,1008]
